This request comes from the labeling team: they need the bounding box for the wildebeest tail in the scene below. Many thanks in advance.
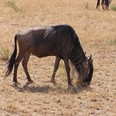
[5,35,17,77]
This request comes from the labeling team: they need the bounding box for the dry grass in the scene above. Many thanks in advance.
[0,48,9,61]
[0,0,116,115]
[4,1,22,12]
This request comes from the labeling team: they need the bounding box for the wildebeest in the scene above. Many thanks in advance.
[96,0,112,10]
[5,25,93,88]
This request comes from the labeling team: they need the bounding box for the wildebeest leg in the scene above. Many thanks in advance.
[51,57,61,84]
[101,0,105,9]
[13,53,23,85]
[63,58,72,88]
[105,0,109,10]
[22,52,33,85]
[96,0,100,9]
[70,62,75,81]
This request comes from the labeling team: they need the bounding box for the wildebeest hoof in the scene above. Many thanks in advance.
[13,81,20,87]
[67,85,76,93]
[83,82,90,86]
[51,79,57,85]
[68,84,74,89]
[26,80,33,85]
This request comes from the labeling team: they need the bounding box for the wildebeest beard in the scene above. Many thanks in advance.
[70,49,94,85]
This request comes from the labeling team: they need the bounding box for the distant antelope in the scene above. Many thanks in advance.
[96,0,112,10]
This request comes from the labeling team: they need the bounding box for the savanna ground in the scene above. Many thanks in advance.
[0,0,116,115]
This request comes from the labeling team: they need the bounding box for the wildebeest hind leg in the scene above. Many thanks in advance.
[51,57,61,85]
[22,52,33,85]
[13,53,23,85]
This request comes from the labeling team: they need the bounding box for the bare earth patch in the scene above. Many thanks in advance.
[0,0,116,115]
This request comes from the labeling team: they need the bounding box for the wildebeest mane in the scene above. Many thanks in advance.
[44,25,86,71]
[44,25,80,48]
[43,25,85,61]
[43,25,75,58]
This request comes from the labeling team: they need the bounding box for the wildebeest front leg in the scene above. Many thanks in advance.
[101,0,105,9]
[96,0,100,9]
[51,57,61,85]
[22,52,33,85]
[64,58,72,88]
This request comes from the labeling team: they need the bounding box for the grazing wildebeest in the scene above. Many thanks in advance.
[96,0,112,10]
[5,25,93,88]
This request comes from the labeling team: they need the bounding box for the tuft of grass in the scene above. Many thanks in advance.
[85,2,89,10]
[111,6,116,11]
[4,1,22,12]
[0,47,9,61]
[113,39,116,45]
[109,39,116,46]
[6,101,18,113]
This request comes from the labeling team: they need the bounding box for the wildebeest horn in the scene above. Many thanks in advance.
[88,54,93,63]
[89,54,92,59]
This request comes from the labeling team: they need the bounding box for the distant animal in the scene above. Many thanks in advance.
[5,25,93,88]
[96,0,112,10]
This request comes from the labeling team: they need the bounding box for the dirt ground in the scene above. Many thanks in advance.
[0,0,116,116]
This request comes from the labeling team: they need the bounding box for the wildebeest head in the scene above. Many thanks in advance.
[78,54,93,85]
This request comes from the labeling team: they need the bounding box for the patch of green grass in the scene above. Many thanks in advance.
[0,47,9,61]
[4,1,22,12]
[111,6,116,11]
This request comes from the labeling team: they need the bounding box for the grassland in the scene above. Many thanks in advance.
[0,0,116,115]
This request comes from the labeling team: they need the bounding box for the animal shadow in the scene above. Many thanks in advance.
[13,82,92,94]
